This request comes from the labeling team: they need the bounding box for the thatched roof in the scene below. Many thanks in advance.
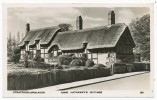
[48,23,135,51]
[18,26,60,47]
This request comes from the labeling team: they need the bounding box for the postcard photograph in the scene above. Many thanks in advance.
[3,3,154,97]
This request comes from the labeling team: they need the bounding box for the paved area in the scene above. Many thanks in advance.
[31,71,149,91]
[67,72,150,90]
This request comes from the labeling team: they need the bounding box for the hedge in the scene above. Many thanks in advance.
[132,62,150,71]
[7,62,150,90]
[113,63,132,74]
[28,61,54,69]
[7,67,110,90]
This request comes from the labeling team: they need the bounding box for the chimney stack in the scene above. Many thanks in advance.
[26,23,30,33]
[108,10,115,25]
[76,16,83,30]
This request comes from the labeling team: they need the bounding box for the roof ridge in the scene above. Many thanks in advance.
[59,23,126,34]
[30,26,59,31]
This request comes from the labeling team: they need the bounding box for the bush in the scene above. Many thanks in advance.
[33,54,44,62]
[54,63,63,69]
[58,55,72,65]
[81,53,88,59]
[24,52,29,68]
[77,54,88,66]
[10,47,21,63]
[93,64,106,68]
[70,59,83,66]
[85,59,94,67]
[28,61,54,69]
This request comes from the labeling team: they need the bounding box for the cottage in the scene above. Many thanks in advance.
[18,10,135,65]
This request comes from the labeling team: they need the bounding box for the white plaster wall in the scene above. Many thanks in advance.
[98,53,109,66]
[20,50,25,60]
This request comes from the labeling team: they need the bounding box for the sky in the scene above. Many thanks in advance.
[7,7,150,41]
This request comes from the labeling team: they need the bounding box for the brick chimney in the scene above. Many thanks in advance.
[108,10,115,25]
[76,16,83,30]
[26,23,30,33]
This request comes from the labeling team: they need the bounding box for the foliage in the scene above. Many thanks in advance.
[78,53,88,66]
[85,59,95,67]
[28,61,54,69]
[9,47,21,63]
[70,59,83,66]
[24,52,29,68]
[7,32,18,58]
[8,67,111,90]
[93,64,106,68]
[33,54,44,62]
[58,23,73,32]
[58,55,72,65]
[129,14,150,61]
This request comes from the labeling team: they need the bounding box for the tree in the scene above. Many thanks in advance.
[58,23,73,32]
[129,14,150,61]
[10,47,21,63]
[17,31,20,44]
[7,32,13,57]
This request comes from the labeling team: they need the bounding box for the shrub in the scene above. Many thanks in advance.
[54,63,63,69]
[85,59,94,67]
[70,59,83,66]
[93,64,106,68]
[58,55,72,65]
[78,54,88,66]
[28,61,54,69]
[81,53,88,59]
[33,54,44,62]
[23,52,29,68]
[61,65,70,69]
[10,47,21,63]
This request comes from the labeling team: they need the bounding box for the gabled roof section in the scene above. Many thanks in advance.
[18,26,60,47]
[48,23,135,51]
